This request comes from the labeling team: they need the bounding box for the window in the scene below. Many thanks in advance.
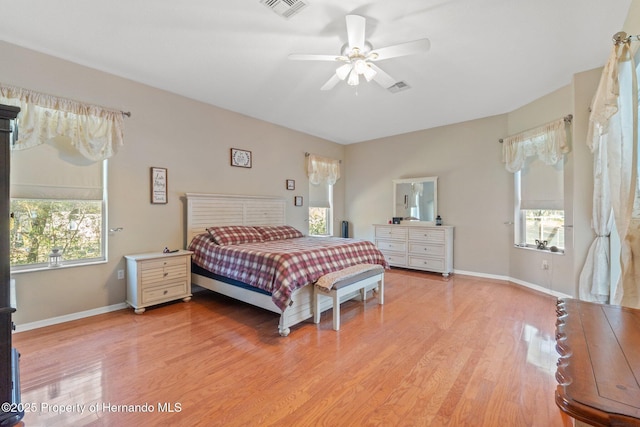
[516,156,565,251]
[309,182,332,236]
[1,83,124,270]
[10,141,107,269]
[503,117,570,252]
[306,154,340,237]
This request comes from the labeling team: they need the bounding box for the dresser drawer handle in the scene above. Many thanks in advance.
[163,290,168,295]
[163,272,168,277]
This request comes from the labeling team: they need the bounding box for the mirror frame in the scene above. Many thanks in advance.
[392,176,438,224]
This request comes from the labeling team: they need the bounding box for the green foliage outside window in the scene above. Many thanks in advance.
[309,207,329,236]
[10,199,102,266]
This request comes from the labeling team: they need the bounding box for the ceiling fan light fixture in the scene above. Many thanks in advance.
[353,59,367,74]
[335,63,352,80]
[347,70,360,86]
[362,64,377,82]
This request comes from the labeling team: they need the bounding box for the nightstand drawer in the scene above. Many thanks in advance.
[139,256,187,271]
[142,281,188,304]
[140,264,187,285]
[409,242,445,257]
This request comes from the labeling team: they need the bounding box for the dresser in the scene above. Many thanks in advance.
[125,250,193,314]
[374,224,453,276]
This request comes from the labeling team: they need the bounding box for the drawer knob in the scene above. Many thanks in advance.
[163,290,168,295]
[164,272,168,277]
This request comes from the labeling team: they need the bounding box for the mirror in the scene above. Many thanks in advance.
[393,176,438,224]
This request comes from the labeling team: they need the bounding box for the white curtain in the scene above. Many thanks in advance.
[502,118,570,173]
[0,83,124,161]
[306,154,340,185]
[579,41,639,307]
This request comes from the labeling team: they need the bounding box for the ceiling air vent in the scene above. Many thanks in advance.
[260,0,308,19]
[387,81,411,94]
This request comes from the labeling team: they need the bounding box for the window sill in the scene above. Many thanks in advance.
[513,245,565,255]
[10,259,107,274]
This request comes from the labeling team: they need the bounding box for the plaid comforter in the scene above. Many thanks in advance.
[188,234,388,310]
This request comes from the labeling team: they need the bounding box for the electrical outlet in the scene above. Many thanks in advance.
[541,260,549,270]
[117,269,125,280]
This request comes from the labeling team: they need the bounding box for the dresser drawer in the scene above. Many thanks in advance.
[383,252,407,266]
[142,281,188,304]
[376,226,408,240]
[408,256,445,271]
[376,239,407,253]
[408,228,445,243]
[408,242,445,257]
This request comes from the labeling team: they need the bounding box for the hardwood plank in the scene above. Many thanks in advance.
[12,269,570,426]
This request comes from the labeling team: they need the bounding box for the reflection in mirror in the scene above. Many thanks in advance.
[393,176,438,223]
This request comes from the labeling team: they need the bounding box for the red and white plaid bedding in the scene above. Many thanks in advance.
[188,233,388,310]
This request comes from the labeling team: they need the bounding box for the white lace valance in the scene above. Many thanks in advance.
[0,83,125,161]
[501,118,570,173]
[307,154,340,185]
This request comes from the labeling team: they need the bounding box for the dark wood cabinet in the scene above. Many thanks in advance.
[0,104,23,426]
[556,298,640,426]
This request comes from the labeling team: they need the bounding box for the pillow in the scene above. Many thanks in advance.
[205,226,264,246]
[254,225,303,241]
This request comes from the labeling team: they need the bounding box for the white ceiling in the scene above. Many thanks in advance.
[0,0,632,144]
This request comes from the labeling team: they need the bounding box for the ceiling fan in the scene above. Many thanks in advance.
[288,15,430,91]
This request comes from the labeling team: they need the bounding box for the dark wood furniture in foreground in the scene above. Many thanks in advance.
[555,298,640,426]
[0,104,23,426]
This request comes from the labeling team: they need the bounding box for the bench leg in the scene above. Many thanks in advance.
[313,288,321,324]
[332,291,340,331]
[379,277,384,305]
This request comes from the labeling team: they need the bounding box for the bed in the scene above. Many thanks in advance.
[185,193,388,336]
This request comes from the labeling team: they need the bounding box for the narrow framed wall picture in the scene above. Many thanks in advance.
[286,179,295,190]
[150,167,168,204]
[294,196,303,206]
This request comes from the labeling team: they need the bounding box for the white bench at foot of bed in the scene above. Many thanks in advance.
[313,264,385,331]
[191,272,382,336]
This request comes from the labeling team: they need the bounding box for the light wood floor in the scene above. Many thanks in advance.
[12,269,572,426]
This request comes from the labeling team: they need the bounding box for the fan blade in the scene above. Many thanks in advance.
[320,74,342,91]
[368,63,397,89]
[369,38,430,61]
[288,54,342,61]
[346,15,366,50]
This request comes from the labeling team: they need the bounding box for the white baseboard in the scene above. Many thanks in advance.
[453,269,572,299]
[13,270,572,333]
[14,303,129,333]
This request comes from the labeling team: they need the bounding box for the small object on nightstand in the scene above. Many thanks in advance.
[436,215,442,226]
[163,247,179,253]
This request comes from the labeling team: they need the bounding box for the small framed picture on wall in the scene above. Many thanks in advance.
[150,167,168,204]
[294,196,303,206]
[286,179,295,190]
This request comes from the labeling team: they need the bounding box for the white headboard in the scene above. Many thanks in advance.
[185,193,286,243]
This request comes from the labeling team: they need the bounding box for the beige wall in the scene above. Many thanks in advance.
[344,114,511,277]
[1,41,345,326]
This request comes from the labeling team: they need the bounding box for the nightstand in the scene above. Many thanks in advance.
[125,250,193,314]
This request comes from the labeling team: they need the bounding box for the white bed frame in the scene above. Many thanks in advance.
[185,193,381,336]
